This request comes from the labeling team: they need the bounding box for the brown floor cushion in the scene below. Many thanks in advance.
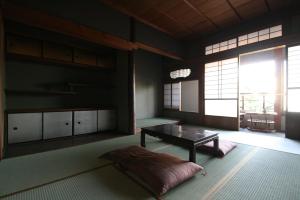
[101,145,203,197]
[198,140,237,157]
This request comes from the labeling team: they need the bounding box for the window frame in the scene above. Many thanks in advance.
[204,57,239,117]
[287,44,300,113]
[163,82,181,111]
[205,24,282,56]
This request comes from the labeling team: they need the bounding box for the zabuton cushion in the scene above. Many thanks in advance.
[197,140,237,157]
[102,145,203,196]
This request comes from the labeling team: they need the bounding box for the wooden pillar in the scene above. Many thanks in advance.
[0,4,5,159]
[128,17,135,134]
[274,48,284,131]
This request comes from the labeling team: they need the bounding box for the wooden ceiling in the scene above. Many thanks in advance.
[100,0,293,39]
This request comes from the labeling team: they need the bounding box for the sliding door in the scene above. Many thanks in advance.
[286,45,300,139]
[204,57,239,130]
[163,83,181,110]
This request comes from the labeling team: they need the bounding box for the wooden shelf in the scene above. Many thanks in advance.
[5,89,77,96]
[67,82,115,89]
[6,53,115,71]
[6,106,115,113]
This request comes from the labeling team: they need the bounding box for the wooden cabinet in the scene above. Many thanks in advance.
[6,108,117,143]
[43,112,73,139]
[6,35,115,69]
[74,110,97,135]
[98,110,116,131]
[6,35,42,57]
[74,49,97,66]
[43,42,72,62]
[8,113,42,144]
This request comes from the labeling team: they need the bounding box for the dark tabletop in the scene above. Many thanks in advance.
[141,124,218,142]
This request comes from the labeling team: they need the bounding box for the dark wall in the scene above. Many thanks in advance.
[5,61,114,110]
[9,0,130,40]
[136,22,183,56]
[114,51,129,132]
[8,0,184,58]
[135,50,163,119]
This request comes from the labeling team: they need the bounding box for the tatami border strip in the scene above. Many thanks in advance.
[0,162,113,199]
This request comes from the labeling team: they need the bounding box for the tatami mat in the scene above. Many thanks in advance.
[1,134,300,200]
[0,135,162,196]
[212,148,300,200]
[3,166,151,200]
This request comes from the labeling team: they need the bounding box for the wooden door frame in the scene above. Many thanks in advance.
[285,43,300,139]
[0,4,5,160]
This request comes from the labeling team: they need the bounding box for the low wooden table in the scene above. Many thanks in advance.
[141,124,219,163]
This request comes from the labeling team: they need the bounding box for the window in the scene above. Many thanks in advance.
[205,38,237,55]
[170,69,191,79]
[181,80,199,113]
[239,60,277,113]
[205,58,238,117]
[238,25,282,47]
[287,45,300,112]
[172,83,181,109]
[164,83,181,110]
[164,84,171,108]
[205,25,282,56]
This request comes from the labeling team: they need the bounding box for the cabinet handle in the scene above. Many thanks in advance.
[77,121,81,124]
[13,127,18,131]
[65,122,69,126]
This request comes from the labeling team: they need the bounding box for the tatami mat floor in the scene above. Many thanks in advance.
[217,129,300,155]
[1,134,300,200]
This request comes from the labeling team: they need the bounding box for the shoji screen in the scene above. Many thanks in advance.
[205,58,239,117]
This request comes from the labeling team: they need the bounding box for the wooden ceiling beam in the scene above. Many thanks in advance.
[183,0,220,30]
[2,3,183,60]
[155,10,195,36]
[117,0,194,38]
[2,2,135,51]
[264,0,272,12]
[226,0,243,21]
[135,42,183,60]
[100,0,178,38]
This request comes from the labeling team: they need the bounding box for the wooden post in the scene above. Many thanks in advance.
[0,3,5,160]
[274,48,284,131]
[128,17,135,134]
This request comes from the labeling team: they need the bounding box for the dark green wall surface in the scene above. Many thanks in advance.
[114,50,129,132]
[6,61,114,110]
[136,22,183,56]
[135,50,163,119]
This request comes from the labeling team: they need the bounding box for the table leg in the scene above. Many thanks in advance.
[141,131,145,147]
[213,137,219,156]
[189,146,196,163]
